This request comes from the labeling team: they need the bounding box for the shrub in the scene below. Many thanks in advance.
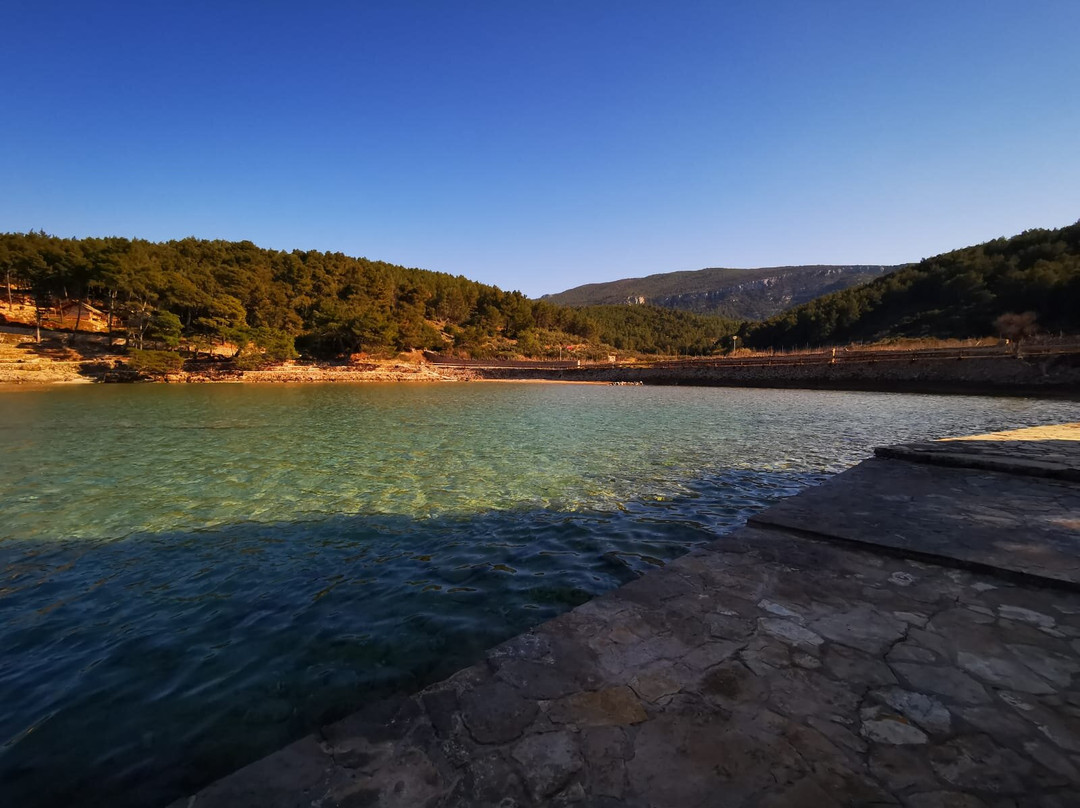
[127,349,183,379]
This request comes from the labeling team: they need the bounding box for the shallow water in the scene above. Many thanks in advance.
[0,383,1073,806]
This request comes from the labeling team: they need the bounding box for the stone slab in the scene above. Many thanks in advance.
[876,423,1080,482]
[168,522,1080,808]
[750,457,1080,587]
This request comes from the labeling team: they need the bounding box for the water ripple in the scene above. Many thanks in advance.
[0,383,1074,807]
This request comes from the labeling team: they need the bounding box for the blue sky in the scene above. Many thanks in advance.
[3,1,1078,297]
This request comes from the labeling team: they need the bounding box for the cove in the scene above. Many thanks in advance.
[0,383,1074,807]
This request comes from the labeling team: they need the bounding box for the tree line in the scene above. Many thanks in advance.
[6,223,1071,362]
[743,221,1080,348]
[0,232,738,361]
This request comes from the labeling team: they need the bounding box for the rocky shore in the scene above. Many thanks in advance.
[0,335,94,384]
[3,330,1078,396]
[182,361,474,384]
[0,335,475,386]
[0,360,474,386]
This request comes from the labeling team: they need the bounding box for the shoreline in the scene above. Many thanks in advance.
[2,339,1078,397]
[464,352,1080,398]
[2,370,1076,397]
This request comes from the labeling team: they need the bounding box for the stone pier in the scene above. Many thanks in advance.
[170,424,1080,808]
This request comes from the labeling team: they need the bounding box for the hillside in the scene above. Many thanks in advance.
[0,233,737,361]
[743,222,1080,348]
[543,264,899,320]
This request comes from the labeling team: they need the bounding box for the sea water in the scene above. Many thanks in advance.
[0,382,1073,806]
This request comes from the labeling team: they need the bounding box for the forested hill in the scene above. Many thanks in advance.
[543,264,899,319]
[743,222,1080,348]
[0,233,738,359]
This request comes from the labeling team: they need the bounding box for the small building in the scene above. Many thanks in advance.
[55,301,109,332]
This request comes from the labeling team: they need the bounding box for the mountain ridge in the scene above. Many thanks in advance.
[544,264,902,320]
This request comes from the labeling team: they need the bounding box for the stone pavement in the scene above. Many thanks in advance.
[875,424,1080,483]
[749,459,1080,587]
[169,425,1080,808]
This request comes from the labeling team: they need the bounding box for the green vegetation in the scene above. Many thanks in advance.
[580,305,738,354]
[4,223,1075,362]
[743,223,1080,349]
[0,233,737,359]
[126,349,184,379]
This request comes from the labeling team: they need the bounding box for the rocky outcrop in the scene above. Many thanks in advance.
[0,335,94,384]
[545,264,899,319]
[650,265,895,319]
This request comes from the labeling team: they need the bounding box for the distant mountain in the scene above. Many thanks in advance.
[543,265,902,320]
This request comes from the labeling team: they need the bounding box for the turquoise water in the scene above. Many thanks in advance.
[0,382,1073,806]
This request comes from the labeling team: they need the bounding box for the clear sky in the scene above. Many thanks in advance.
[3,1,1078,297]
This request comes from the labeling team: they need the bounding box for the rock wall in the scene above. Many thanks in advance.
[476,354,1080,396]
